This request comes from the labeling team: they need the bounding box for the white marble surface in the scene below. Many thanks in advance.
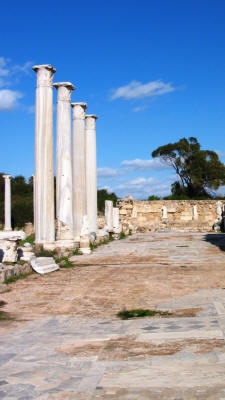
[3,175,12,231]
[86,114,98,234]
[0,230,26,240]
[54,82,75,242]
[71,103,87,241]
[104,200,113,232]
[32,64,55,244]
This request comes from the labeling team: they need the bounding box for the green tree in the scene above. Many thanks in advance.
[97,189,118,213]
[152,137,225,198]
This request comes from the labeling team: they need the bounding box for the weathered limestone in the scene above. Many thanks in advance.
[3,175,12,231]
[118,199,220,233]
[32,64,56,244]
[19,243,35,261]
[54,82,75,248]
[80,215,91,254]
[214,201,223,231]
[113,207,121,236]
[193,205,198,221]
[105,200,113,232]
[71,103,87,242]
[86,115,98,234]
[162,205,167,221]
[0,240,17,263]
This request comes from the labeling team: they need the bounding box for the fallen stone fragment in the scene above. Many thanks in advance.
[31,257,59,275]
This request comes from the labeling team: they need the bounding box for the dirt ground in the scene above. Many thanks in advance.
[1,232,225,328]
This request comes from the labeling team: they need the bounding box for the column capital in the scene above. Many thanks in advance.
[32,64,56,87]
[85,114,98,129]
[3,174,12,180]
[54,82,75,101]
[71,102,87,119]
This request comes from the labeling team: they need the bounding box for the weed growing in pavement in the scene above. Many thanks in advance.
[117,308,172,320]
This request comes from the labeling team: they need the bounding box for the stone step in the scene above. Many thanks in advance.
[31,257,59,275]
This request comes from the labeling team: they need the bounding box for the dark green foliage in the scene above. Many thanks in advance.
[55,256,73,268]
[119,232,126,239]
[34,249,56,257]
[73,248,82,255]
[97,189,118,213]
[152,137,225,198]
[117,308,172,319]
[19,235,35,246]
[148,195,161,200]
[90,235,114,251]
[0,173,33,228]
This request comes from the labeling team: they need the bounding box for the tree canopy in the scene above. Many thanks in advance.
[152,137,225,198]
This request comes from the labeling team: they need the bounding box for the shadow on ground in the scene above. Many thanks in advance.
[204,233,225,251]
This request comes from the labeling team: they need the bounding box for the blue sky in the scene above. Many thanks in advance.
[1,0,225,198]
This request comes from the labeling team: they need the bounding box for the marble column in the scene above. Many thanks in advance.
[32,64,56,244]
[105,200,113,232]
[54,82,75,247]
[86,114,98,234]
[71,102,87,242]
[3,175,12,231]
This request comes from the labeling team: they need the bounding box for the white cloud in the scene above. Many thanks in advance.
[0,57,10,77]
[121,158,170,171]
[114,176,171,199]
[0,57,33,111]
[98,167,122,178]
[111,80,175,100]
[0,89,23,111]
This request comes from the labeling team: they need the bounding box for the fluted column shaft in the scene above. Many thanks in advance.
[86,115,98,234]
[71,103,87,241]
[54,82,75,244]
[32,64,56,244]
[3,175,12,231]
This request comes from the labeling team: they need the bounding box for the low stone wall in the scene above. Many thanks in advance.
[0,262,32,283]
[117,199,223,233]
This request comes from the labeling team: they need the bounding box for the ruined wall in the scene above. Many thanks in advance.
[117,198,224,233]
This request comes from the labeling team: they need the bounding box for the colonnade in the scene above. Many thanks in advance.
[32,64,98,248]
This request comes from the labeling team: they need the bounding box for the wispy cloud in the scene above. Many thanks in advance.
[0,57,33,112]
[111,80,175,101]
[121,158,170,171]
[0,89,23,111]
[132,105,149,112]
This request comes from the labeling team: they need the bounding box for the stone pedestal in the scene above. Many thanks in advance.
[86,114,98,234]
[3,175,12,231]
[32,64,56,245]
[105,200,113,232]
[71,103,87,242]
[54,82,75,248]
[113,207,121,238]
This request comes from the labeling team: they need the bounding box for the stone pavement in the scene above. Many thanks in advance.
[1,232,225,399]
